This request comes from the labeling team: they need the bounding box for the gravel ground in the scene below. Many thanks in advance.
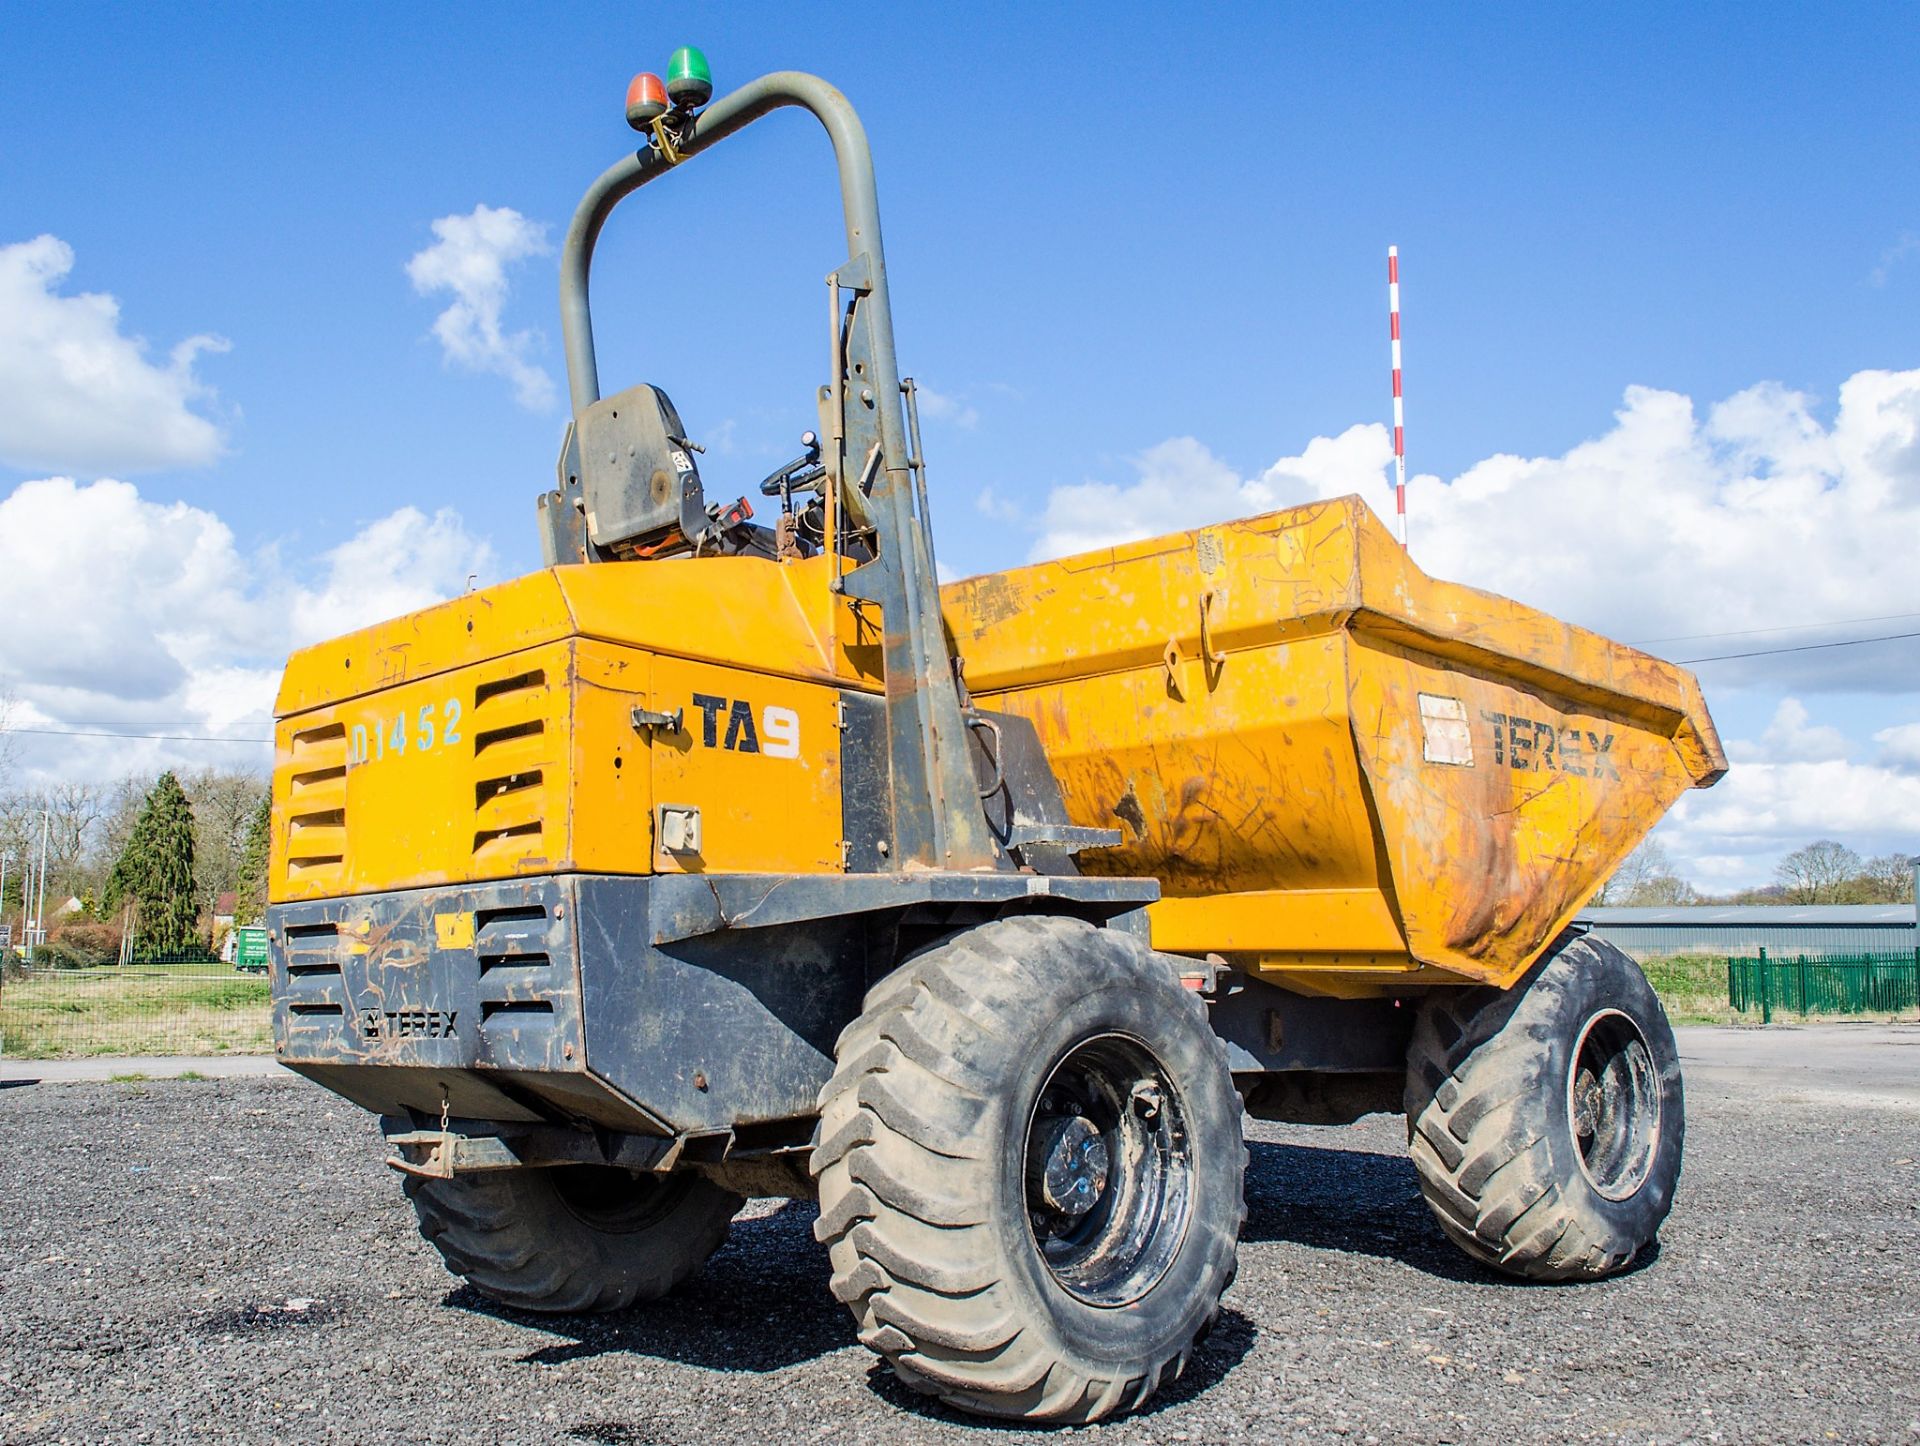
[2,1036,1916,1445]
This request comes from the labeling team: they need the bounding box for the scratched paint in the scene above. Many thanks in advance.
[944,496,1726,994]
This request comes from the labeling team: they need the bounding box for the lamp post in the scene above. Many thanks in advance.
[16,855,29,951]
[0,848,13,953]
[30,810,50,947]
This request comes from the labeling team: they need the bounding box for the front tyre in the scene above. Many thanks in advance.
[811,916,1244,1423]
[1404,933,1684,1281]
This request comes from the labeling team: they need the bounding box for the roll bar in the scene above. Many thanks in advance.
[561,71,896,430]
[554,71,1004,874]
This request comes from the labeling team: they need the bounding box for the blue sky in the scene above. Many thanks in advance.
[2,4,1917,888]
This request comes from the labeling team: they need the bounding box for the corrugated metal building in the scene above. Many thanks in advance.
[1577,904,1918,958]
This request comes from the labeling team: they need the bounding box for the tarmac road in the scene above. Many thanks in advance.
[1,1025,1915,1444]
[1678,1022,1920,1107]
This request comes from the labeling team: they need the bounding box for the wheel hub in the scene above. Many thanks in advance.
[1566,1009,1662,1201]
[1023,1034,1195,1307]
[1035,1115,1110,1217]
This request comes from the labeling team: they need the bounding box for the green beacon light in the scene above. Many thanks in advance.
[665,46,713,110]
[625,72,669,131]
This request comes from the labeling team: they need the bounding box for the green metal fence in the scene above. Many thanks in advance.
[1727,950,1920,1021]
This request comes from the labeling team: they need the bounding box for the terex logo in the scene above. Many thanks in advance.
[360,1008,459,1039]
[1481,711,1619,778]
[691,693,800,759]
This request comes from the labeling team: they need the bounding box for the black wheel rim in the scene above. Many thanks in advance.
[550,1166,689,1233]
[1022,1032,1194,1307]
[1566,1009,1661,1201]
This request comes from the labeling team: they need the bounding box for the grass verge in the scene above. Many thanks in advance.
[1642,953,1920,1026]
[1643,955,1744,1025]
[0,965,270,1060]
[0,954,1906,1060]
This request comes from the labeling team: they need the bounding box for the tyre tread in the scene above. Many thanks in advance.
[1403,936,1679,1282]
[813,915,1241,1423]
[405,1168,739,1312]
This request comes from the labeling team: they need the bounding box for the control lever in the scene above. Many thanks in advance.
[758,431,825,510]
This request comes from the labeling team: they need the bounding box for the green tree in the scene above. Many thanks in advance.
[106,772,201,954]
[234,794,272,927]
[0,853,21,919]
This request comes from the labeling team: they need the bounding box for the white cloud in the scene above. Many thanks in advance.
[290,505,491,647]
[0,477,494,785]
[0,235,229,474]
[1032,368,1920,694]
[1031,424,1396,563]
[0,479,253,704]
[1726,698,1851,765]
[1871,231,1920,287]
[702,418,739,457]
[407,205,556,411]
[1655,695,1918,885]
[1875,721,1920,773]
[974,486,1024,525]
[1033,437,1245,560]
[1659,754,1920,881]
[1024,369,1920,889]
[913,384,979,430]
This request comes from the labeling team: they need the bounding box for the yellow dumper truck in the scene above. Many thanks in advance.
[267,55,1725,1424]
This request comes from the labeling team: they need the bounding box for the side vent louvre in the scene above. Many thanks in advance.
[476,905,546,929]
[472,756,547,862]
[289,765,346,791]
[467,665,552,867]
[475,770,542,804]
[474,669,545,707]
[476,904,551,971]
[289,722,346,753]
[473,720,545,754]
[473,820,543,856]
[475,900,558,1033]
[282,921,343,977]
[282,724,349,886]
[278,920,348,1019]
[481,1000,554,1021]
[288,808,345,832]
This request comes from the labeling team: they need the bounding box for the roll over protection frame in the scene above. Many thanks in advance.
[555,71,1004,874]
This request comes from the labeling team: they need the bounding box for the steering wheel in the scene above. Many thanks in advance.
[758,431,826,498]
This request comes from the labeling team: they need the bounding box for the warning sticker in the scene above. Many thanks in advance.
[1419,693,1474,766]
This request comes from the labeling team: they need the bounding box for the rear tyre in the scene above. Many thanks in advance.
[1404,933,1683,1281]
[405,1166,743,1312]
[812,915,1244,1423]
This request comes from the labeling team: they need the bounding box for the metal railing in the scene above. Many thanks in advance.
[0,959,270,1060]
[1727,950,1920,1022]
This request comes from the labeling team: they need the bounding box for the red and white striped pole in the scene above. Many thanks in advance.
[1388,245,1408,548]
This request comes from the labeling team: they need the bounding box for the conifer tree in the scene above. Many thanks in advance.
[234,794,272,927]
[106,772,201,954]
